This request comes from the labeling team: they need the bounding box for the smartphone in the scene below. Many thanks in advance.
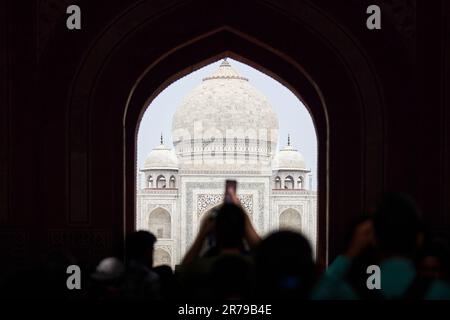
[224,180,237,203]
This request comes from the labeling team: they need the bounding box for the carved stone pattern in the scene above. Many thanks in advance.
[197,194,253,215]
[272,189,316,195]
[186,182,265,244]
[140,189,178,194]
[47,229,112,261]
[155,245,172,255]
[179,170,272,175]
[0,231,28,262]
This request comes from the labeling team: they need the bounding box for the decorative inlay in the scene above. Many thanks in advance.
[186,182,265,245]
[197,193,253,215]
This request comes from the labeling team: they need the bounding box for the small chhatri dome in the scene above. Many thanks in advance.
[272,135,307,170]
[143,134,178,170]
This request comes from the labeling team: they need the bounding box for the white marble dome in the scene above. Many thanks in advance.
[171,60,279,169]
[143,143,179,170]
[273,141,307,171]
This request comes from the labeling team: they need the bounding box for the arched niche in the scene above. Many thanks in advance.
[284,176,294,189]
[279,208,302,230]
[153,248,171,267]
[297,176,303,189]
[274,176,281,189]
[148,207,171,239]
[169,176,176,188]
[156,175,166,189]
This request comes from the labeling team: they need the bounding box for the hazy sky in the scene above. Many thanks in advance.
[137,58,318,190]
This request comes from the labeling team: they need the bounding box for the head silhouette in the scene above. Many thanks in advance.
[373,192,423,257]
[125,230,156,267]
[210,254,251,300]
[253,230,316,299]
[215,203,246,250]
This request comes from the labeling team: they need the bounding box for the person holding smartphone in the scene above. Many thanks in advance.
[178,180,261,299]
[181,179,261,264]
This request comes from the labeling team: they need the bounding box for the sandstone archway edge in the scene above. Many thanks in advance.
[66,0,384,266]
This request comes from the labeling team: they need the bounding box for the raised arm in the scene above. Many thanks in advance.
[229,191,261,248]
[181,213,215,266]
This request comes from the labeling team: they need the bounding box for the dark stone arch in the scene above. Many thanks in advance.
[44,0,385,265]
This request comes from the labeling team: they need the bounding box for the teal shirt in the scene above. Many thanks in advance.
[426,280,450,300]
[379,258,416,299]
[311,255,358,300]
[311,255,450,300]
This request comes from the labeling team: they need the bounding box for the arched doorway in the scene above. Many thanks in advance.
[61,0,385,266]
[156,175,166,189]
[169,176,176,188]
[284,176,294,189]
[297,177,303,189]
[274,176,281,189]
[136,58,317,263]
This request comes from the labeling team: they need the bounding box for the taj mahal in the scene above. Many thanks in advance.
[136,60,317,268]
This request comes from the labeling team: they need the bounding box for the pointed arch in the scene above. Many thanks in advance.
[279,208,301,231]
[154,248,171,267]
[156,175,166,189]
[148,207,171,238]
[61,0,386,266]
[297,176,303,189]
[274,176,281,189]
[284,175,294,189]
[147,175,153,188]
[169,175,176,188]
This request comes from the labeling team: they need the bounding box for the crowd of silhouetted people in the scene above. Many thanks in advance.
[1,192,450,300]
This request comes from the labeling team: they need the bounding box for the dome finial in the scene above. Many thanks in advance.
[287,134,291,146]
[220,58,230,67]
[160,132,164,145]
[203,58,248,81]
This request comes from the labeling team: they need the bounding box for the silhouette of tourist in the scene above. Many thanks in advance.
[153,264,177,300]
[312,192,450,300]
[178,192,260,300]
[90,256,125,300]
[120,230,161,300]
[253,230,317,299]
